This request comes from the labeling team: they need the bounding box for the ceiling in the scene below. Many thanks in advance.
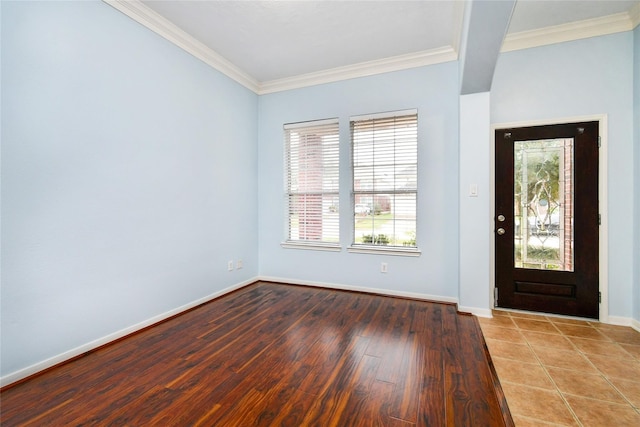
[112,0,640,92]
[140,0,463,82]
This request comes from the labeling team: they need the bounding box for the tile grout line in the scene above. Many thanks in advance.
[494,311,640,422]
[508,413,567,427]
[599,369,640,412]
[556,321,640,414]
[512,316,585,427]
[482,313,583,425]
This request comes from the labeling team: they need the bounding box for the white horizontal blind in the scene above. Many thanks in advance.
[352,112,418,248]
[285,119,340,243]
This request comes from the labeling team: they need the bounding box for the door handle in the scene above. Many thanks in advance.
[496,228,506,235]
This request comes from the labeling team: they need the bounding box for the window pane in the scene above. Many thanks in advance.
[354,165,374,190]
[353,193,416,246]
[514,138,574,271]
[285,119,339,244]
[395,165,417,190]
[351,112,418,248]
[288,194,339,243]
[373,165,395,192]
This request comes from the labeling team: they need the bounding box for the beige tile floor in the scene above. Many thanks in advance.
[479,310,640,426]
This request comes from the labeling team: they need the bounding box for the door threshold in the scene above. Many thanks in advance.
[492,307,597,322]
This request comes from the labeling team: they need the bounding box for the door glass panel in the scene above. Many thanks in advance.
[514,138,574,271]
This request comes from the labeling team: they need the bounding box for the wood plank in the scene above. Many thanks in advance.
[368,301,413,383]
[298,334,372,425]
[388,331,422,423]
[443,307,511,426]
[353,380,415,427]
[417,303,446,426]
[335,355,383,425]
[0,282,513,426]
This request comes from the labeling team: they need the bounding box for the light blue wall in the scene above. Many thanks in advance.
[492,32,635,319]
[1,1,258,377]
[458,92,491,314]
[634,25,640,323]
[2,0,638,385]
[258,63,460,299]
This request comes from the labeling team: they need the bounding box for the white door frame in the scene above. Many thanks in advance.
[490,114,608,321]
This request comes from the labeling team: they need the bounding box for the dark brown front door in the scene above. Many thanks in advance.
[495,122,599,318]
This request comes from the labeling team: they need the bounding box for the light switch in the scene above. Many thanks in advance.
[469,184,478,197]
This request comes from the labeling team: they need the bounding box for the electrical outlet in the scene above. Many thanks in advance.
[236,259,243,269]
[380,262,388,273]
[228,260,234,271]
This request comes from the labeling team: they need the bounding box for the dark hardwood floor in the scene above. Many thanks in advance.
[0,281,513,426]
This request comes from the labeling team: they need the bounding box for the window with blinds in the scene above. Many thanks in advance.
[284,119,340,246]
[351,110,418,249]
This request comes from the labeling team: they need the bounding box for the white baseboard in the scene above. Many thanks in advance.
[603,316,640,332]
[458,306,492,318]
[15,276,631,387]
[486,310,640,329]
[258,275,459,305]
[606,315,640,333]
[606,315,634,327]
[0,277,258,388]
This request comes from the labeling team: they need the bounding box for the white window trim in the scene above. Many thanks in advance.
[281,241,341,252]
[350,108,418,122]
[347,245,421,256]
[284,118,339,130]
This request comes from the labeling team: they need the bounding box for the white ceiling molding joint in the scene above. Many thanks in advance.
[502,11,635,52]
[630,2,640,28]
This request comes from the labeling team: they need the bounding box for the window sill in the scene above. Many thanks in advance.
[347,245,421,257]
[281,242,342,252]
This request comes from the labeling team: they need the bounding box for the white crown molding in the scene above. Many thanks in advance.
[103,0,457,95]
[105,0,636,94]
[502,11,635,53]
[451,0,467,64]
[258,47,458,95]
[103,0,260,93]
[630,2,640,29]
